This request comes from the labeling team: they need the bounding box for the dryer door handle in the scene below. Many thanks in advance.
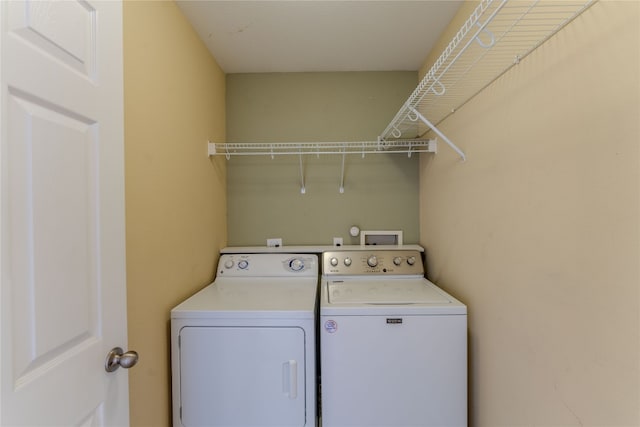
[282,360,298,399]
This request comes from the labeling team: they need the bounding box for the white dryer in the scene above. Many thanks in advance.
[171,253,318,427]
[320,250,467,427]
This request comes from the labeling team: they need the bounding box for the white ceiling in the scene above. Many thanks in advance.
[176,1,463,74]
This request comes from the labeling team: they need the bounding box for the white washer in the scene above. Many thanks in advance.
[171,253,318,427]
[320,250,467,427]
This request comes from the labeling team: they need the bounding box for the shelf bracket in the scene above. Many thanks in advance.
[408,107,466,161]
[299,152,306,194]
[474,22,495,48]
[207,141,216,156]
[339,150,346,194]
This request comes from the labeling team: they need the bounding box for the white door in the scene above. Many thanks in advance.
[0,1,131,426]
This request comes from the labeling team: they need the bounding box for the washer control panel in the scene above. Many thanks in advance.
[323,250,423,276]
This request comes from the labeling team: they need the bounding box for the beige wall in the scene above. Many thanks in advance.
[123,1,227,426]
[226,72,419,246]
[418,2,639,426]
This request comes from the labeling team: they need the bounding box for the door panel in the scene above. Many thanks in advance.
[8,0,96,76]
[179,326,306,427]
[1,1,127,425]
[8,89,99,379]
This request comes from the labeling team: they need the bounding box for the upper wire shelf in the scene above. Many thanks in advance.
[379,0,596,159]
[208,140,436,159]
[208,139,436,194]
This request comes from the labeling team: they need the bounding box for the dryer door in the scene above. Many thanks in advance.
[178,326,306,427]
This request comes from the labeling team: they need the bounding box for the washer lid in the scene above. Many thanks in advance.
[327,278,454,305]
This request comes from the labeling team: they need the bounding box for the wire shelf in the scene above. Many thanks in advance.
[379,0,597,156]
[208,140,436,193]
[208,140,436,158]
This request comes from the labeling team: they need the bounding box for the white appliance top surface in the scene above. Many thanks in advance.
[172,278,318,319]
[221,245,424,254]
[321,277,466,316]
[172,253,319,319]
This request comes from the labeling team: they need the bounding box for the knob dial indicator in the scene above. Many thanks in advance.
[367,255,378,268]
[289,258,305,271]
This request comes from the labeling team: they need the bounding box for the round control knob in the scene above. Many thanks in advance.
[224,259,234,269]
[407,256,416,266]
[238,260,249,269]
[289,258,305,271]
[367,255,378,268]
[393,257,402,266]
[330,257,339,267]
[344,257,352,266]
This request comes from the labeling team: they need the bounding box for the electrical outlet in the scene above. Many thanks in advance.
[267,238,282,247]
[333,237,343,246]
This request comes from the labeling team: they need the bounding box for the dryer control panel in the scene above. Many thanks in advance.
[218,253,318,277]
[323,250,424,276]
